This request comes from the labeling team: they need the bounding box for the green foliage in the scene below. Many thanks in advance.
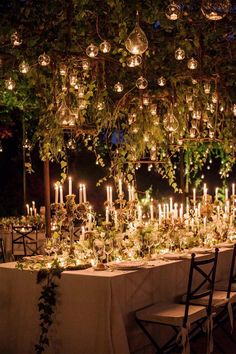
[0,0,235,189]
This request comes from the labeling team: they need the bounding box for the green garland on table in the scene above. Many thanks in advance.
[35,268,62,354]
[16,258,91,354]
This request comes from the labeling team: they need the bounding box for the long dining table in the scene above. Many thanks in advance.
[0,248,232,354]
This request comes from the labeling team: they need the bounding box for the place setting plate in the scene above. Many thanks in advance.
[214,242,235,248]
[109,260,147,271]
[190,247,214,254]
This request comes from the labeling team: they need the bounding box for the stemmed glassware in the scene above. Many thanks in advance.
[93,239,105,264]
[104,239,113,264]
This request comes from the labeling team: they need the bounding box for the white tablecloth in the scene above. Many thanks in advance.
[0,249,232,354]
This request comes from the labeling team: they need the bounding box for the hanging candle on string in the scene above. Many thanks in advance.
[5,77,16,90]
[38,53,51,66]
[76,84,86,98]
[136,76,148,89]
[114,82,124,92]
[187,57,198,70]
[201,0,231,21]
[86,43,99,58]
[99,40,111,53]
[157,76,166,86]
[175,47,185,60]
[165,1,181,20]
[69,73,77,87]
[19,60,30,74]
[127,55,142,67]
[125,11,148,55]
[96,100,105,111]
[11,31,22,46]
[0,141,3,153]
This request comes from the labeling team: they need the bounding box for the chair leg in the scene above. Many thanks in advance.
[136,319,163,354]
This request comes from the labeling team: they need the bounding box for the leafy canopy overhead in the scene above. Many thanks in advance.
[0,0,235,189]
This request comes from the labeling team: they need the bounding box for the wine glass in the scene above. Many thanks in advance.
[93,239,104,264]
[104,239,113,264]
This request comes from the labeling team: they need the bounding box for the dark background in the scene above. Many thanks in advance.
[1,132,236,217]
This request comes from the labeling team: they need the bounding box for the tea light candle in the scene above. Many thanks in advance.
[215,187,219,201]
[109,186,112,204]
[68,176,72,195]
[118,179,122,196]
[225,188,228,201]
[83,184,87,203]
[106,186,110,203]
[59,185,63,204]
[106,206,109,223]
[193,188,196,204]
[55,184,59,204]
[150,203,154,220]
[79,184,83,204]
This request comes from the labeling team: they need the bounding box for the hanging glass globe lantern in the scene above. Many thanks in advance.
[153,116,160,126]
[136,76,148,89]
[96,100,105,111]
[128,113,137,125]
[69,73,77,87]
[82,59,90,70]
[127,55,142,68]
[212,92,218,103]
[192,110,201,120]
[187,57,198,70]
[114,82,124,92]
[150,104,157,115]
[125,11,148,55]
[99,40,111,53]
[86,43,99,58]
[19,60,30,74]
[209,130,215,138]
[142,94,149,106]
[11,31,22,46]
[76,84,85,98]
[204,82,211,94]
[163,111,179,132]
[157,76,166,86]
[5,77,16,90]
[175,47,185,60]
[191,120,198,129]
[56,99,76,126]
[165,1,181,20]
[59,63,67,76]
[190,127,196,138]
[78,99,88,110]
[201,0,231,21]
[38,53,51,66]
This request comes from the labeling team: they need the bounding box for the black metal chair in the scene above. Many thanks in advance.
[0,238,5,263]
[135,249,219,354]
[11,225,38,258]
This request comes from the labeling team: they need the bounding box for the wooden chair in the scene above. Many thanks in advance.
[0,238,5,263]
[136,249,219,354]
[11,225,38,258]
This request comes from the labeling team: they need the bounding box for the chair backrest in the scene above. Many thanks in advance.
[226,244,236,298]
[183,248,219,327]
[0,238,5,263]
